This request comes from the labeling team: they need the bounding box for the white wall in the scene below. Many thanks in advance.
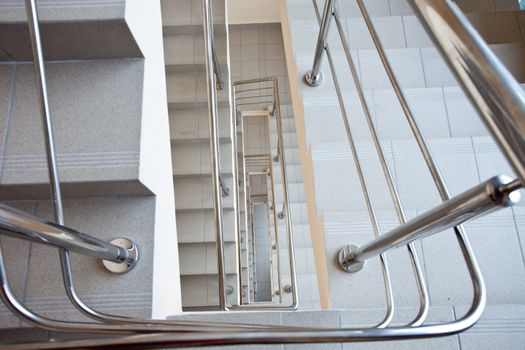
[227,0,280,24]
[126,0,182,318]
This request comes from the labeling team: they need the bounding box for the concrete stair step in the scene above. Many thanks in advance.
[161,0,226,30]
[164,33,228,69]
[294,43,525,92]
[166,71,231,108]
[0,1,142,61]
[322,207,525,311]
[310,135,523,213]
[171,139,232,176]
[0,59,153,200]
[290,11,525,53]
[301,84,525,145]
[173,174,234,210]
[180,273,238,308]
[178,241,238,275]
[176,209,238,243]
[169,106,232,142]
[4,306,525,347]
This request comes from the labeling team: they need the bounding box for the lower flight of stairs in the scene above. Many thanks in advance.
[282,0,525,348]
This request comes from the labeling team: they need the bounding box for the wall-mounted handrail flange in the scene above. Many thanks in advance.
[102,238,139,274]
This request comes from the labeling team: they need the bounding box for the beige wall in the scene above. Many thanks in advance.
[227,0,280,24]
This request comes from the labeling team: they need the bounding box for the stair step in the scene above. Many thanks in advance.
[169,106,232,141]
[0,196,157,327]
[310,136,522,214]
[164,33,228,68]
[171,140,232,176]
[174,175,234,210]
[177,210,238,243]
[161,0,226,29]
[289,11,524,54]
[0,2,142,61]
[166,71,231,108]
[295,43,525,93]
[178,241,238,275]
[180,273,239,308]
[0,59,152,200]
[301,83,525,145]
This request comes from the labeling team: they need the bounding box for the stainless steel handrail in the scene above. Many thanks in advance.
[209,0,225,90]
[338,175,522,271]
[212,45,225,90]
[202,0,228,310]
[0,205,137,265]
[244,153,283,303]
[231,77,299,310]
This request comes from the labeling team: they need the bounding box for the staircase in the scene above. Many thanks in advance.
[0,0,524,348]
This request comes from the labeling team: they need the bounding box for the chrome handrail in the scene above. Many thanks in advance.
[209,0,225,90]
[244,153,283,303]
[202,0,228,310]
[0,205,138,266]
[338,176,521,271]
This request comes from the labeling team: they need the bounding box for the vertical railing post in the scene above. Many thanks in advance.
[304,0,335,86]
[202,0,227,310]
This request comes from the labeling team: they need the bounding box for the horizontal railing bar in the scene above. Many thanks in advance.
[235,94,274,101]
[244,153,272,159]
[338,176,521,272]
[232,76,298,310]
[235,87,274,94]
[0,204,136,266]
[236,101,274,107]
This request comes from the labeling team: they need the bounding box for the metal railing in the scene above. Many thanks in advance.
[229,77,299,310]
[243,154,282,303]
[1,0,525,348]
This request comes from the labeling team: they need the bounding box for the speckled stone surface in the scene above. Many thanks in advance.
[14,196,156,324]
[0,0,142,61]
[0,59,152,199]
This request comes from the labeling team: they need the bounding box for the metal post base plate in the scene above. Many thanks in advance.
[102,238,139,274]
[304,70,323,87]
[338,245,365,273]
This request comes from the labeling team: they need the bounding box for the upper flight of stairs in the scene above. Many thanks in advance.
[0,0,177,329]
